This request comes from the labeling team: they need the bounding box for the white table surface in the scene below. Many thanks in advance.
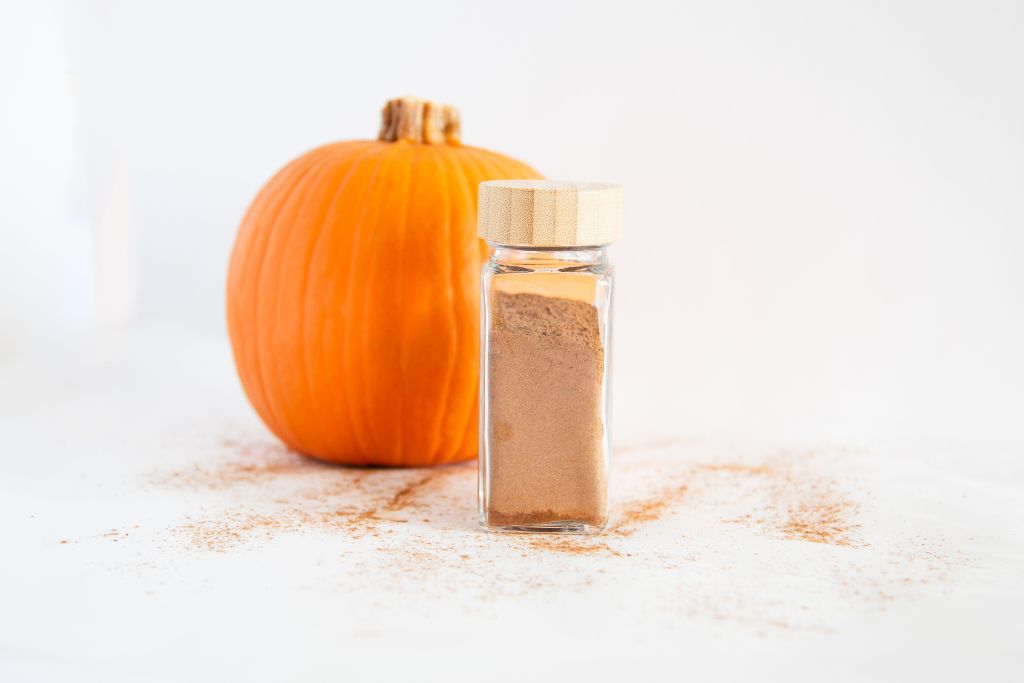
[1,326,1022,682]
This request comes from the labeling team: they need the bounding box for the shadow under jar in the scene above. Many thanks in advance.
[477,180,623,534]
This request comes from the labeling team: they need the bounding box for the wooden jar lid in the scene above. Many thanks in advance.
[477,180,623,247]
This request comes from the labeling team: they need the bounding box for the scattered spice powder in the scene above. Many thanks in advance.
[162,454,471,549]
[524,537,623,556]
[77,431,971,633]
[145,435,864,551]
[147,436,330,490]
[782,491,860,546]
[142,434,867,555]
[612,482,690,536]
[383,469,457,513]
[693,460,862,547]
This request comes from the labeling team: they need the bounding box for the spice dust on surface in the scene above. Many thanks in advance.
[92,431,971,633]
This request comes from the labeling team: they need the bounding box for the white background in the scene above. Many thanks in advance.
[3,0,1023,442]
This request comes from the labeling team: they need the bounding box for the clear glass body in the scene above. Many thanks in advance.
[479,244,614,533]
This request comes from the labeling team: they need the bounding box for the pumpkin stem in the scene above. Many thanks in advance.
[378,97,462,145]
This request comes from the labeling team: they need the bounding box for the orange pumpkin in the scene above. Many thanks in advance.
[226,97,541,466]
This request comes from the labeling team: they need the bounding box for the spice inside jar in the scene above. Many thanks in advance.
[477,180,623,533]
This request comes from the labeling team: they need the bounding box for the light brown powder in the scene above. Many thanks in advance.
[484,290,607,527]
[698,461,862,547]
[612,482,690,536]
[147,436,332,490]
[148,437,472,550]
[780,480,860,546]
[525,537,623,556]
[146,436,861,553]
[92,433,973,633]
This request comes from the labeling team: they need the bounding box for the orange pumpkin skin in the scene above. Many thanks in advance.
[226,102,541,466]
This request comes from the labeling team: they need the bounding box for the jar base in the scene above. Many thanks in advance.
[480,519,606,535]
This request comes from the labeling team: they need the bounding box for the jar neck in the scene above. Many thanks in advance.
[488,244,609,268]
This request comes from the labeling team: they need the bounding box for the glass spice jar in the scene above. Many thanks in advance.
[477,180,623,533]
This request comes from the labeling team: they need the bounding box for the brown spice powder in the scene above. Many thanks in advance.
[612,481,689,536]
[145,435,863,554]
[93,433,972,633]
[525,537,623,556]
[148,437,474,550]
[484,290,607,527]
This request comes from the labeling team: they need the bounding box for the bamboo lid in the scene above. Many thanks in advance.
[477,180,623,247]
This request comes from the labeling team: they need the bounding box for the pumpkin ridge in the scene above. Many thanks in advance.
[309,143,385,464]
[347,143,408,461]
[375,143,423,464]
[427,145,458,463]
[434,145,483,463]
[336,146,385,459]
[394,144,451,465]
[297,142,381,460]
[240,147,335,449]
[378,142,417,466]
[279,148,362,456]
[257,149,345,452]
[228,154,310,433]
[390,146,419,466]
